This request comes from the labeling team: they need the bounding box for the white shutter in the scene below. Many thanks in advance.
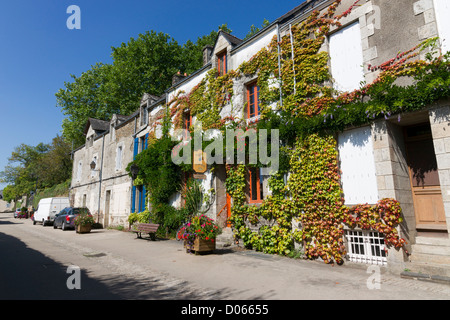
[329,22,365,92]
[116,146,123,170]
[338,126,378,205]
[434,0,450,54]
[77,161,82,182]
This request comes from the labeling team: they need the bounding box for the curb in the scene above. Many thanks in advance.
[400,271,450,285]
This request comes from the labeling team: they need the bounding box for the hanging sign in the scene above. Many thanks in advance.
[193,149,207,173]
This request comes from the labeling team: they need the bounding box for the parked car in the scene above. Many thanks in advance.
[53,207,90,231]
[14,208,21,218]
[33,197,70,226]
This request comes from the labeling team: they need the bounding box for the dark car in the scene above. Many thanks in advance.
[53,207,90,231]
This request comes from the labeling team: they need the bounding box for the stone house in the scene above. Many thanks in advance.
[69,0,450,273]
[69,93,166,227]
[160,0,450,272]
[70,113,137,227]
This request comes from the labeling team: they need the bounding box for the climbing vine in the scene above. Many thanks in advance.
[139,0,450,263]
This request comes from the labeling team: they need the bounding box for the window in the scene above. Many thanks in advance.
[110,124,115,142]
[246,81,260,119]
[345,230,387,265]
[115,145,123,170]
[329,21,364,92]
[76,161,82,182]
[184,111,192,130]
[141,105,149,126]
[249,167,264,203]
[338,126,378,205]
[217,51,227,76]
[183,111,192,139]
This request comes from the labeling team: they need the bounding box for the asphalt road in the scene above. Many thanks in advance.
[1,212,450,303]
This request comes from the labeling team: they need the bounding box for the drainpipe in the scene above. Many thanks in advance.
[277,23,283,107]
[289,24,296,95]
[97,134,105,223]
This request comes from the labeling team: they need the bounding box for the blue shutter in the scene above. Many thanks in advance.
[131,137,139,213]
[145,133,149,150]
[131,186,136,213]
[133,138,139,159]
[138,186,144,213]
[142,185,146,212]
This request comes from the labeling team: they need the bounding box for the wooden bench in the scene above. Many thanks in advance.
[131,223,160,240]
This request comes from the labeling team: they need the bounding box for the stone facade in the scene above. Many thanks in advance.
[70,115,136,227]
[430,104,450,229]
[68,0,450,270]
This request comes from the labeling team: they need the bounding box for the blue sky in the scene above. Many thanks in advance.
[0,0,303,190]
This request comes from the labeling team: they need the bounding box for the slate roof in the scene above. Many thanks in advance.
[84,118,110,135]
[220,30,243,47]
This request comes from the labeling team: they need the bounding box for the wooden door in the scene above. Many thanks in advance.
[226,193,231,227]
[104,190,111,228]
[405,123,447,231]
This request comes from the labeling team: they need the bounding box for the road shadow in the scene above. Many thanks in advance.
[0,231,271,300]
[0,231,122,300]
[0,215,21,225]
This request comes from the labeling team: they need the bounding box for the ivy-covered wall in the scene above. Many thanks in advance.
[131,0,450,264]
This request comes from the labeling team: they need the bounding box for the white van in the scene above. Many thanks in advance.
[33,197,70,226]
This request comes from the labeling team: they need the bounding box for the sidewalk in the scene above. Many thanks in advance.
[5,215,450,300]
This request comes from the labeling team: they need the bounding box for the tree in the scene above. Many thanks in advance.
[36,135,73,188]
[2,185,19,203]
[244,19,270,40]
[56,63,117,147]
[56,26,234,148]
[0,136,73,200]
[0,142,47,200]
[182,24,233,74]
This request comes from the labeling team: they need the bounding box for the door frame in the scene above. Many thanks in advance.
[403,122,447,232]
[104,190,111,228]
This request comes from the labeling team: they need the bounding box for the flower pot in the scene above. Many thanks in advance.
[184,237,216,255]
[76,224,92,234]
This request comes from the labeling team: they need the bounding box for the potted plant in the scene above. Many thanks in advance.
[73,210,95,233]
[177,214,222,254]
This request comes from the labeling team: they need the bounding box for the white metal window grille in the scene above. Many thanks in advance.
[345,230,387,265]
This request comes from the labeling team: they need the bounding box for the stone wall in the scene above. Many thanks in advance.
[429,103,450,232]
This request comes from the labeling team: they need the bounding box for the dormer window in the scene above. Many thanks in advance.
[217,50,227,76]
[141,104,149,126]
[183,110,192,139]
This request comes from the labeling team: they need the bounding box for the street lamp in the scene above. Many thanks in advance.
[90,159,102,223]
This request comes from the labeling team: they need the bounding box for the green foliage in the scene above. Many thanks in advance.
[177,214,222,244]
[32,179,70,208]
[244,19,270,40]
[220,1,439,262]
[129,136,181,206]
[56,26,233,147]
[0,136,72,202]
[57,63,118,147]
[182,178,203,217]
[150,203,189,238]
[73,210,95,226]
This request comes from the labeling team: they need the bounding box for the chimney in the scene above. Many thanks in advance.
[202,45,213,66]
[172,71,186,86]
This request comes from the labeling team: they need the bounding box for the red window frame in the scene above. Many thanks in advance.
[184,111,192,139]
[246,81,260,119]
[248,167,264,204]
[217,51,227,76]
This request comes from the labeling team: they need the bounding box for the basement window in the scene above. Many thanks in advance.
[345,230,387,265]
